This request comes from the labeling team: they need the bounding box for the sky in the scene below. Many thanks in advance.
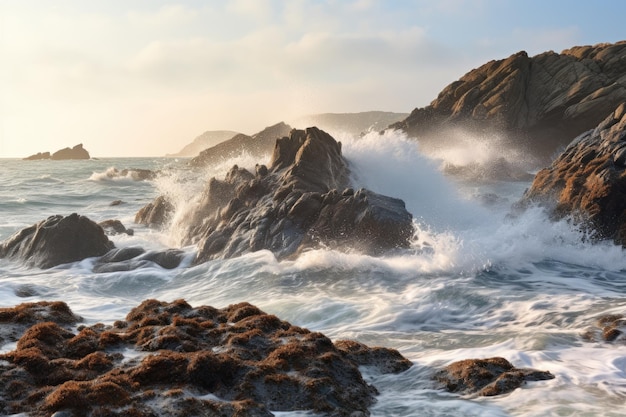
[1,0,625,158]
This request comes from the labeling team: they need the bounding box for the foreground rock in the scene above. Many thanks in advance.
[138,127,415,262]
[519,103,626,245]
[0,214,114,268]
[190,122,292,167]
[24,144,91,160]
[391,42,626,162]
[434,357,554,396]
[0,299,412,416]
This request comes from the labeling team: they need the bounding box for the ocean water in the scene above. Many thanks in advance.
[1,131,626,416]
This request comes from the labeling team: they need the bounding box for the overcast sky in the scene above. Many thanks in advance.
[1,0,625,157]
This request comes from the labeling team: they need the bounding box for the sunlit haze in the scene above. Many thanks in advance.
[1,0,625,157]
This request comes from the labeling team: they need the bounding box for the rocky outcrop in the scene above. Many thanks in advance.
[23,144,91,160]
[134,195,174,227]
[51,143,90,160]
[0,214,114,269]
[0,299,412,416]
[98,219,134,236]
[519,103,626,245]
[434,357,554,396]
[190,122,292,167]
[168,130,240,157]
[23,151,51,160]
[391,42,626,162]
[138,127,414,262]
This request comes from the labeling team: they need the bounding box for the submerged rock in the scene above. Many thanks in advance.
[138,127,415,262]
[0,213,114,269]
[0,299,411,416]
[434,357,554,396]
[519,103,626,245]
[582,314,626,343]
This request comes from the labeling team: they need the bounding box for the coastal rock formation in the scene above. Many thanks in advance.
[190,122,292,167]
[0,299,412,416]
[101,167,157,181]
[0,214,114,269]
[138,127,415,262]
[98,219,134,236]
[391,42,626,161]
[23,151,51,161]
[434,357,554,396]
[519,103,626,245]
[93,247,186,273]
[23,144,91,160]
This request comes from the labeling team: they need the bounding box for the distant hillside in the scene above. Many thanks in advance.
[168,130,240,157]
[291,111,408,137]
[390,41,626,162]
[190,122,292,167]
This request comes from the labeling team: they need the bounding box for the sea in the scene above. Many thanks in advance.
[1,130,626,417]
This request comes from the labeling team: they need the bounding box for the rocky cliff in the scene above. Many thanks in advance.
[391,41,626,162]
[519,103,626,245]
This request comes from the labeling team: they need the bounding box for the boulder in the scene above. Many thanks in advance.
[434,357,554,396]
[98,219,134,236]
[390,42,626,163]
[519,103,626,245]
[0,214,114,268]
[0,299,411,416]
[51,144,90,160]
[135,195,174,228]
[140,127,414,263]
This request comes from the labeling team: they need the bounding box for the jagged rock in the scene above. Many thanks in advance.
[190,122,292,167]
[135,195,174,228]
[98,219,134,236]
[519,103,626,245]
[0,299,411,416]
[51,144,90,160]
[434,357,554,396]
[140,127,414,263]
[0,214,114,269]
[390,41,626,162]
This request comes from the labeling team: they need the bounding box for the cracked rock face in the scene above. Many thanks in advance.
[137,127,415,263]
[519,103,626,245]
[0,299,412,417]
[390,42,626,162]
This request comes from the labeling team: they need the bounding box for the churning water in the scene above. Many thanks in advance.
[1,130,626,416]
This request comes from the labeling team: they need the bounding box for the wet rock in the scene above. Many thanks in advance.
[142,127,414,263]
[92,247,186,273]
[109,199,123,206]
[0,299,411,416]
[135,195,174,228]
[582,314,626,343]
[0,214,114,269]
[98,219,134,236]
[519,104,626,245]
[390,42,626,163]
[434,357,554,396]
[104,168,157,181]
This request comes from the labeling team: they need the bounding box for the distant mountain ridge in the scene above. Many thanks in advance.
[390,41,626,162]
[167,130,240,157]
